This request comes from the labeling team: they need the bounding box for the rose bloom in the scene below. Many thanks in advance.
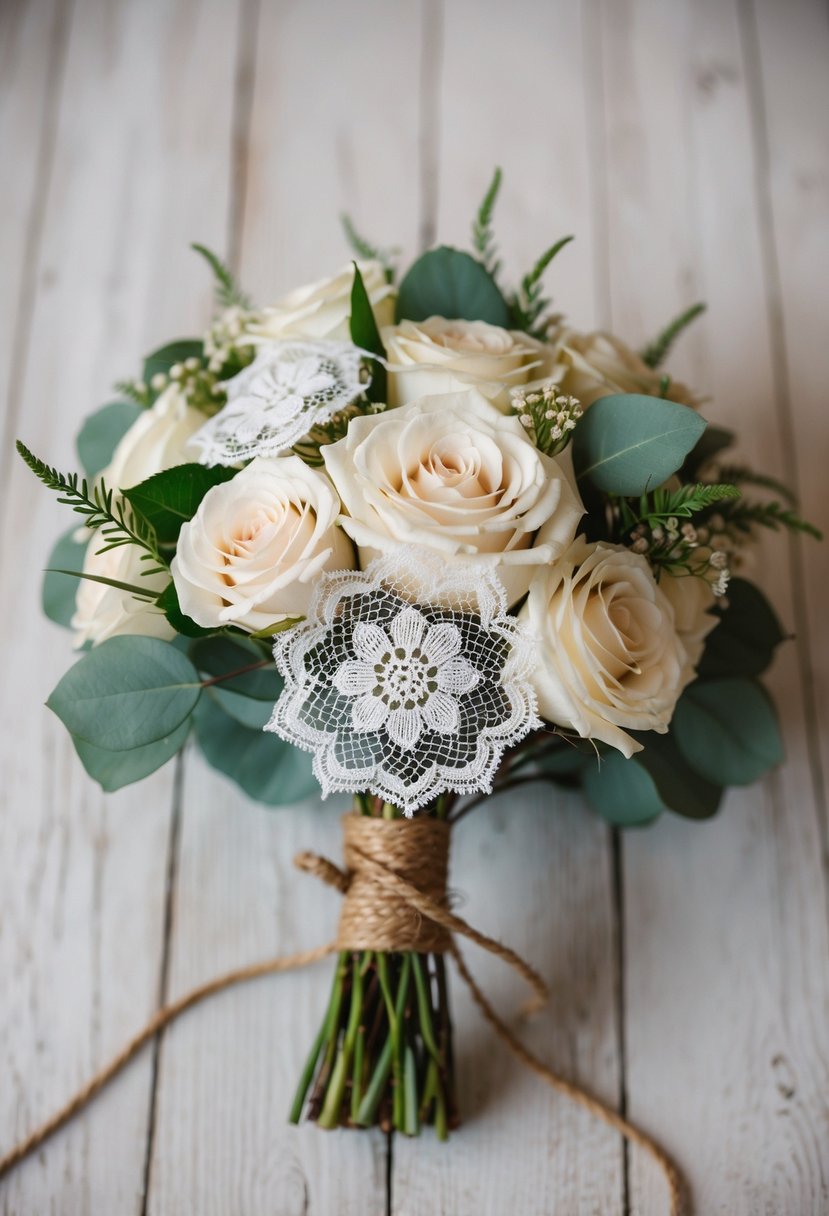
[554,330,701,410]
[658,565,719,669]
[248,260,395,343]
[72,541,174,648]
[382,317,554,413]
[101,384,205,491]
[171,456,354,633]
[322,389,584,605]
[521,537,693,756]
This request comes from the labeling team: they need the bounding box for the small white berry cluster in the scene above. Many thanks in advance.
[631,515,731,596]
[511,383,583,456]
[204,305,255,373]
[153,355,225,413]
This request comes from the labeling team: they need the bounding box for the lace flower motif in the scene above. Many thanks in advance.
[190,339,365,465]
[266,553,541,815]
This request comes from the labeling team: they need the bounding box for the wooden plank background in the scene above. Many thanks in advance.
[1,1,827,1212]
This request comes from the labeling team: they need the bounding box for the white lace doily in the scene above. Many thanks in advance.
[266,552,541,815]
[190,339,366,464]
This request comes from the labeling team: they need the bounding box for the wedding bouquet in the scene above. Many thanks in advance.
[20,170,819,1140]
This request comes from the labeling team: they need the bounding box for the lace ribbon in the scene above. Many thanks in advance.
[0,814,686,1215]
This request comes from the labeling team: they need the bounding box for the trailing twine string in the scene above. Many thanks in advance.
[0,814,686,1214]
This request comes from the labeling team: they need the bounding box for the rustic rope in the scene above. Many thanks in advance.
[0,813,686,1214]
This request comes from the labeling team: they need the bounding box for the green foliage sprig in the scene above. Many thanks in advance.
[341,214,396,283]
[16,441,165,573]
[471,166,502,279]
[192,242,251,310]
[508,236,574,335]
[641,302,706,369]
[715,464,797,505]
[719,498,822,540]
[617,482,741,532]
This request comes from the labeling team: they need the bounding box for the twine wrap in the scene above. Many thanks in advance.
[0,811,686,1215]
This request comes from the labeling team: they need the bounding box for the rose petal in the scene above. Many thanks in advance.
[423,621,462,664]
[421,691,460,734]
[386,706,423,747]
[333,659,376,696]
[436,657,480,696]
[351,692,389,732]
[390,606,428,652]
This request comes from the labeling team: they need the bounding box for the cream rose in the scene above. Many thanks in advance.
[101,384,205,491]
[322,389,584,604]
[248,261,395,343]
[521,537,693,756]
[72,541,174,649]
[555,330,700,410]
[171,456,354,632]
[658,567,718,669]
[382,317,554,413]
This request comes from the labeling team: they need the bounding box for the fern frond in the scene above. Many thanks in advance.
[641,302,706,369]
[509,235,574,334]
[340,215,395,282]
[16,441,166,570]
[723,498,822,540]
[471,166,502,277]
[191,242,251,309]
[715,464,797,505]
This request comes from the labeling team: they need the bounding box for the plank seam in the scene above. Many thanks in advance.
[226,0,262,278]
[0,0,75,516]
[417,0,443,253]
[139,755,184,1214]
[737,0,829,915]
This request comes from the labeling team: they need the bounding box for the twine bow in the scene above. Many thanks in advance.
[0,814,686,1214]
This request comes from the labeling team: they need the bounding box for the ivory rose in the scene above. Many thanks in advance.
[382,317,553,413]
[322,389,584,604]
[101,384,205,491]
[248,261,395,343]
[171,456,354,632]
[555,330,700,410]
[521,537,693,756]
[72,541,174,649]
[658,567,719,669]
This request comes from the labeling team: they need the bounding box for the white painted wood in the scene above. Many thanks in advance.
[596,0,829,1211]
[146,3,423,1211]
[392,2,624,1212]
[0,0,239,1211]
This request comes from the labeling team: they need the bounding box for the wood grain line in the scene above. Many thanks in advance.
[737,0,829,906]
[0,0,74,509]
[227,0,262,278]
[418,0,443,253]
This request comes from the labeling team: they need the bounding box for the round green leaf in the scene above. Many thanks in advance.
[189,635,278,699]
[583,750,664,826]
[631,728,723,819]
[396,246,511,326]
[572,394,707,494]
[42,528,88,629]
[207,686,274,730]
[76,401,143,477]
[673,677,784,786]
[71,718,191,792]
[697,578,785,679]
[47,636,202,750]
[142,339,204,388]
[194,696,317,806]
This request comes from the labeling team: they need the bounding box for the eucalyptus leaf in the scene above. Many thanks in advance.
[207,686,273,730]
[396,246,511,327]
[190,634,278,698]
[42,528,88,628]
[682,424,734,478]
[697,578,786,679]
[583,750,664,826]
[572,394,706,495]
[71,718,191,792]
[632,728,723,819]
[76,401,143,477]
[143,339,204,387]
[47,635,202,750]
[194,695,317,806]
[124,463,236,545]
[673,677,784,786]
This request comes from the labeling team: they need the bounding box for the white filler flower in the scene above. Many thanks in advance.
[267,552,540,814]
[191,339,365,464]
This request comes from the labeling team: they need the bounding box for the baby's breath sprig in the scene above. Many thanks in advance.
[147,354,229,414]
[511,384,582,456]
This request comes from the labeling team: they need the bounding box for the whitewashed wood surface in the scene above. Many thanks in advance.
[1,1,827,1212]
